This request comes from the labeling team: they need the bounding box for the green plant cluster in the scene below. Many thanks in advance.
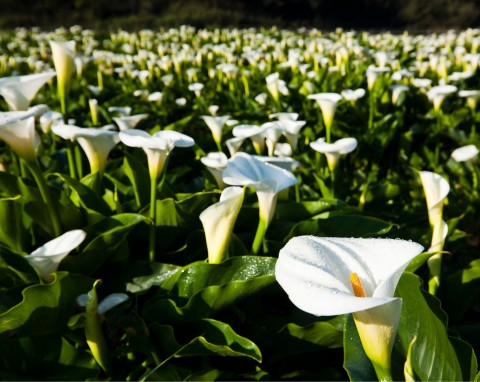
[0,25,479,380]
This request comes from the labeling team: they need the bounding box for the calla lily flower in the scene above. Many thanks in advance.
[451,144,479,162]
[269,112,299,121]
[0,115,39,163]
[310,137,358,170]
[119,129,194,179]
[265,72,289,102]
[200,115,231,151]
[341,88,366,102]
[39,110,63,133]
[0,72,56,111]
[112,114,149,131]
[200,186,245,264]
[52,125,120,174]
[307,92,342,142]
[426,85,457,112]
[223,152,298,254]
[49,41,75,114]
[231,124,268,155]
[459,90,480,110]
[390,84,409,106]
[108,106,132,117]
[25,229,86,282]
[276,236,424,381]
[419,171,450,294]
[366,66,391,90]
[201,151,228,189]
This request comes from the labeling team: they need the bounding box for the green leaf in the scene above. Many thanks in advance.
[53,173,111,216]
[0,197,27,252]
[61,213,148,275]
[143,256,277,323]
[395,272,463,381]
[124,262,183,294]
[0,272,93,338]
[275,199,344,222]
[443,259,480,320]
[286,212,394,241]
[123,152,150,208]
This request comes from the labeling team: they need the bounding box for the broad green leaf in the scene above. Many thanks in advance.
[0,197,27,252]
[124,262,183,294]
[61,213,147,275]
[286,212,394,241]
[123,152,150,208]
[450,336,478,381]
[395,272,463,381]
[0,272,93,338]
[53,173,111,216]
[275,199,344,222]
[143,256,277,323]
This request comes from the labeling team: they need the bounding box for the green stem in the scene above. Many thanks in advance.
[372,362,393,382]
[65,141,78,179]
[251,217,268,255]
[471,165,479,197]
[149,175,158,262]
[368,93,375,131]
[26,160,62,237]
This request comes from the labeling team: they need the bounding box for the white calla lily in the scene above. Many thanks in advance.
[426,85,457,112]
[0,72,56,111]
[200,186,245,264]
[223,152,298,254]
[310,137,357,170]
[52,125,120,174]
[49,40,75,114]
[0,116,39,163]
[232,124,268,155]
[451,144,479,162]
[26,229,86,282]
[200,115,231,150]
[307,92,342,142]
[201,151,228,189]
[419,171,450,294]
[112,114,149,131]
[276,236,423,381]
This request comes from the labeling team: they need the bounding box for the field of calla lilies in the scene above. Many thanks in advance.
[1,25,480,381]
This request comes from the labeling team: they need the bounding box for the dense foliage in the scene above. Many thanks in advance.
[0,25,480,380]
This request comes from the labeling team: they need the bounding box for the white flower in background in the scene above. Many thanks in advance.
[366,66,391,90]
[412,78,432,90]
[459,90,480,110]
[119,129,194,179]
[26,229,87,282]
[269,112,299,121]
[208,105,220,116]
[200,115,231,151]
[427,85,457,112]
[276,236,423,381]
[307,93,342,141]
[175,97,187,106]
[231,124,268,155]
[255,92,268,105]
[263,121,284,156]
[265,72,289,102]
[341,88,366,102]
[112,114,149,131]
[147,91,163,103]
[0,116,39,163]
[52,124,120,174]
[0,72,56,111]
[200,186,245,264]
[108,106,132,117]
[49,40,75,112]
[390,84,409,106]
[188,82,204,97]
[419,171,450,294]
[310,137,357,170]
[39,110,63,134]
[276,119,306,151]
[201,151,229,189]
[451,144,479,162]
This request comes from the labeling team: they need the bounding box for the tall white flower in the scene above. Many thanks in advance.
[223,152,298,254]
[26,229,87,282]
[307,93,342,142]
[426,85,457,112]
[112,114,149,131]
[266,72,289,102]
[310,137,358,170]
[200,186,245,264]
[49,41,76,113]
[276,236,423,381]
[0,115,39,163]
[200,115,231,151]
[0,72,56,111]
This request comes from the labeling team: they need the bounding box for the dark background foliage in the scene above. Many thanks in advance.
[1,0,480,31]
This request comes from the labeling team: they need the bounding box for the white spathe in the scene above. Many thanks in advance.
[310,137,357,170]
[419,171,450,227]
[451,144,479,162]
[0,116,39,163]
[0,72,56,111]
[307,93,342,130]
[26,229,87,282]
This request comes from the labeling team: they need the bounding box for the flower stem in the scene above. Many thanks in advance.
[372,362,393,382]
[26,160,62,237]
[65,140,78,179]
[149,175,158,262]
[251,217,268,255]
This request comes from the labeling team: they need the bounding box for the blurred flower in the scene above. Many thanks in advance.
[112,114,148,131]
[307,93,342,142]
[310,137,357,170]
[200,115,231,151]
[0,72,56,111]
[451,144,479,162]
[49,40,75,113]
[427,85,457,112]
